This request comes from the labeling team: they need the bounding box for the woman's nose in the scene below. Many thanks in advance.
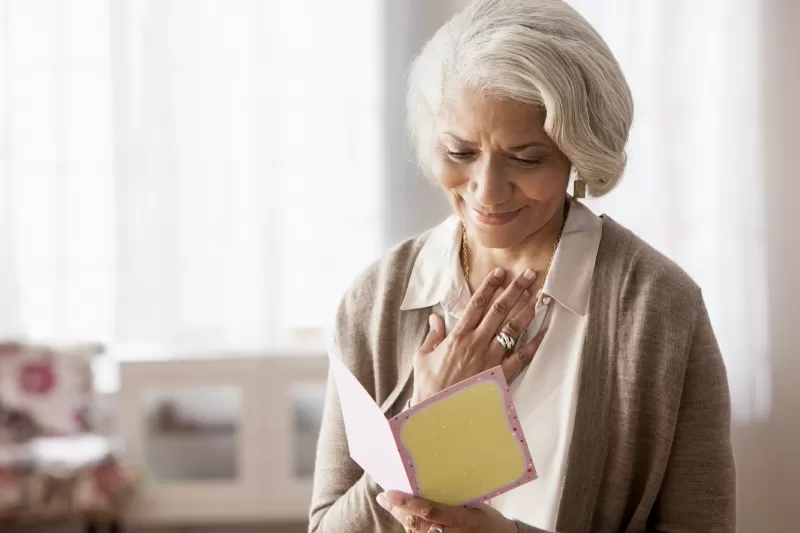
[470,156,511,207]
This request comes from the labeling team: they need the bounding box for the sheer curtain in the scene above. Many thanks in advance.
[0,1,382,356]
[2,0,770,421]
[566,0,769,422]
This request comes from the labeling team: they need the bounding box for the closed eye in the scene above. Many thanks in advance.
[511,156,544,167]
[445,150,477,161]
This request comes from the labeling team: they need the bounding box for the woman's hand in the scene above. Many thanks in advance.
[377,491,517,533]
[411,268,546,406]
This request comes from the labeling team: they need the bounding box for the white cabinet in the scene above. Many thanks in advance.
[115,353,327,525]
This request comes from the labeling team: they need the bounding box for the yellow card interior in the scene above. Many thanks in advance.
[399,381,526,506]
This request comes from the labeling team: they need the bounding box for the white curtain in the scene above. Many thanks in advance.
[567,0,769,422]
[0,0,382,353]
[2,0,770,421]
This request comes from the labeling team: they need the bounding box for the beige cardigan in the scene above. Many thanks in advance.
[309,216,736,533]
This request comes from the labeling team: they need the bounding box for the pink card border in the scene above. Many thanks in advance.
[387,366,537,507]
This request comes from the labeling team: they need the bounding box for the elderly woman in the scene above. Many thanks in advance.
[309,0,736,532]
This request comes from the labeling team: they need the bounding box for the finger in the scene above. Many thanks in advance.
[419,314,445,354]
[503,289,533,334]
[501,328,548,381]
[452,268,506,334]
[382,491,477,529]
[485,289,538,364]
[378,493,435,532]
[392,507,433,533]
[399,508,433,533]
[475,269,537,339]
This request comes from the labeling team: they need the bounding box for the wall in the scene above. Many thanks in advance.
[762,0,800,528]
[380,0,453,246]
[722,1,800,531]
[733,1,800,531]
[717,1,800,528]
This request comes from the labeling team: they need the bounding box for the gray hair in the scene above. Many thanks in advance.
[406,0,634,196]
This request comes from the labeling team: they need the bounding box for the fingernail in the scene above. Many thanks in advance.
[523,268,535,280]
[428,315,436,330]
[492,268,504,279]
[377,492,389,509]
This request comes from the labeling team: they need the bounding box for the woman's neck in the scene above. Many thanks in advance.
[464,201,568,294]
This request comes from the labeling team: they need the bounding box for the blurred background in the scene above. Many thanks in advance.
[0,0,797,531]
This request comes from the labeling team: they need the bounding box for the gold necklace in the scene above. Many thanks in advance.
[461,201,570,290]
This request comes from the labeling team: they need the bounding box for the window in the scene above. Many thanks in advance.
[1,1,383,358]
[570,0,769,422]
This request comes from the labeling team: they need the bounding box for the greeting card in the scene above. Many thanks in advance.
[330,354,536,507]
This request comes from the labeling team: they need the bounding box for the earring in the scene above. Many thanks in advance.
[572,178,586,199]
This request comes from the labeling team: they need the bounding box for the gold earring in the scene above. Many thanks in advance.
[572,178,586,199]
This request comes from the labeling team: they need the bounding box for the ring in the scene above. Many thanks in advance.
[495,331,516,352]
[428,527,443,533]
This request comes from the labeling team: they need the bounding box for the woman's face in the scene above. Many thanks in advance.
[432,89,572,249]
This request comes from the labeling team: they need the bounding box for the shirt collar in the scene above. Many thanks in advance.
[399,200,603,316]
[541,200,603,315]
[399,214,462,311]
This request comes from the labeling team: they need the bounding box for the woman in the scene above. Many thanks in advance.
[309,0,736,532]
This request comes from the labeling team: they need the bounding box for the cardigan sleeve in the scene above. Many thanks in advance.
[648,301,737,532]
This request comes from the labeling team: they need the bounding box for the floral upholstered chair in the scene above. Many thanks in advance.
[0,341,137,530]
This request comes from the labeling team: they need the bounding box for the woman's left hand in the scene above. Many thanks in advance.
[377,491,517,533]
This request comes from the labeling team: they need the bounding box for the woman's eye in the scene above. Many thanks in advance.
[445,150,476,161]
[512,157,543,167]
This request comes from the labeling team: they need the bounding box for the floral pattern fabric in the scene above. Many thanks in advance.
[0,341,137,523]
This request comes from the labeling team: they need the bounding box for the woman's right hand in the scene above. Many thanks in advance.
[410,268,547,406]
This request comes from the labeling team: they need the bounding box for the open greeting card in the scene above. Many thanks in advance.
[329,354,537,507]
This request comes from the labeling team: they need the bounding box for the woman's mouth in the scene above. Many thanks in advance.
[471,207,523,226]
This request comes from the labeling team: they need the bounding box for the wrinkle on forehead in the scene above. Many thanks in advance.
[436,89,553,148]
